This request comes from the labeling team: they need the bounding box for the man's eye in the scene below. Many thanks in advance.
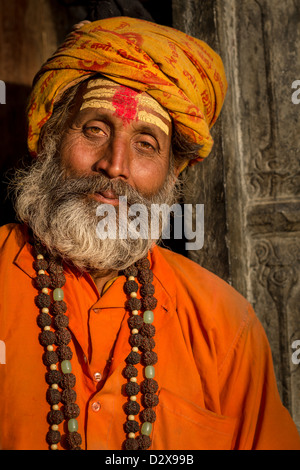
[84,126,106,136]
[138,141,155,150]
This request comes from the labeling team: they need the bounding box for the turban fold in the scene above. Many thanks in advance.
[27,17,227,164]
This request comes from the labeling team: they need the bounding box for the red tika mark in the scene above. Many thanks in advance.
[112,86,139,125]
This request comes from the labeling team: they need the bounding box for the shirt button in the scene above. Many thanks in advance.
[93,372,102,382]
[91,401,101,412]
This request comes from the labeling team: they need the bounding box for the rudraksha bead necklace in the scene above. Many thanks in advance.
[32,237,159,450]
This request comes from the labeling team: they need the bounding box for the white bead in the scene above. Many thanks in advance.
[130,395,137,401]
[47,345,54,351]
[38,270,45,275]
[51,425,59,431]
[42,288,49,294]
[128,415,135,420]
[132,347,138,352]
[131,329,138,335]
[51,384,58,389]
[52,404,59,410]
[130,377,137,382]
[132,310,139,316]
[50,364,57,370]
[44,326,51,331]
[128,276,135,281]
[42,308,49,314]
[130,292,137,298]
[37,254,44,260]
[50,444,58,450]
[128,432,135,439]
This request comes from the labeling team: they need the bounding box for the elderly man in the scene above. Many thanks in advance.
[0,17,299,451]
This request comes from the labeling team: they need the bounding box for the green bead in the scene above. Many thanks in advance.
[61,360,72,374]
[68,419,78,433]
[143,310,154,324]
[145,365,155,379]
[53,288,64,301]
[141,422,152,436]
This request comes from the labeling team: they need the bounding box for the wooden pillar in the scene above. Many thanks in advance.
[173,0,300,431]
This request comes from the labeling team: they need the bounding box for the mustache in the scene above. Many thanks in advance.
[48,171,149,207]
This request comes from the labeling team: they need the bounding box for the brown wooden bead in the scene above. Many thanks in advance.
[35,274,51,290]
[46,388,61,405]
[140,283,155,296]
[140,407,156,423]
[126,297,142,311]
[142,351,158,366]
[140,324,156,338]
[55,329,71,346]
[61,388,77,404]
[46,429,61,445]
[123,265,138,277]
[50,273,66,289]
[63,403,80,419]
[128,315,143,330]
[124,401,140,415]
[125,351,140,365]
[46,369,62,385]
[124,280,139,294]
[51,300,67,315]
[47,410,64,425]
[138,269,153,284]
[137,434,151,450]
[66,431,82,449]
[54,314,69,329]
[139,337,155,352]
[33,259,48,271]
[60,373,76,389]
[123,365,138,379]
[125,382,140,397]
[35,293,51,309]
[124,437,139,450]
[135,258,150,270]
[129,333,143,348]
[37,312,52,328]
[56,345,73,361]
[124,420,140,433]
[143,393,159,408]
[39,330,56,347]
[42,350,59,366]
[141,379,159,394]
[48,260,64,275]
[142,295,157,311]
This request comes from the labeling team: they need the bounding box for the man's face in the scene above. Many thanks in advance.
[59,78,173,205]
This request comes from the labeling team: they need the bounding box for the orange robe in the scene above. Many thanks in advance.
[0,223,299,450]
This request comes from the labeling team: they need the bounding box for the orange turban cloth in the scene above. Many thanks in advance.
[27,17,227,165]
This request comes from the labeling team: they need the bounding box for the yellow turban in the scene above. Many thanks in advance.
[27,17,227,165]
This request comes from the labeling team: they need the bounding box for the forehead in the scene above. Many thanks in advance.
[77,78,171,135]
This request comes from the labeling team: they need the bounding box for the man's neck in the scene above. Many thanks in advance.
[89,269,119,296]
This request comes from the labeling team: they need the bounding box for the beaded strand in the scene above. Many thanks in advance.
[122,258,159,450]
[33,239,82,450]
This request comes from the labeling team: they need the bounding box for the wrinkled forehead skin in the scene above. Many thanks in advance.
[27,17,227,163]
[78,78,172,136]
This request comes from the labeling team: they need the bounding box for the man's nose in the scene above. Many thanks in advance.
[92,137,130,180]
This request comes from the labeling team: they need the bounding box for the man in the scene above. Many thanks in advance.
[0,17,299,450]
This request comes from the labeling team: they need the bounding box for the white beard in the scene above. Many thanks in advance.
[11,139,179,273]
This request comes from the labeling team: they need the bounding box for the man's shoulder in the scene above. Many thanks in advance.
[0,223,27,254]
